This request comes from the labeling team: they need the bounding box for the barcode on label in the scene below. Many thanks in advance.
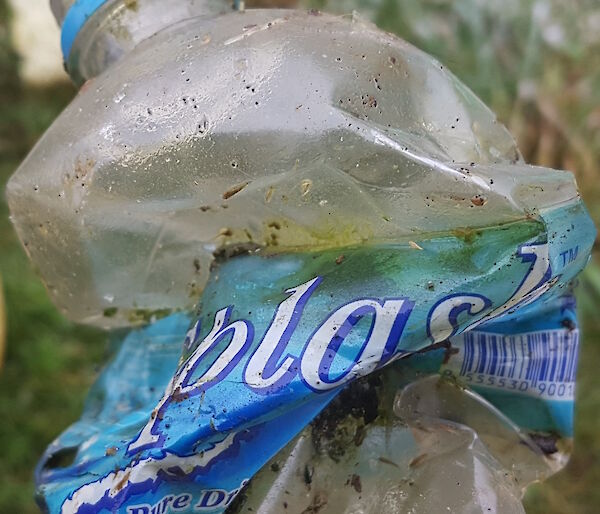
[445,329,579,400]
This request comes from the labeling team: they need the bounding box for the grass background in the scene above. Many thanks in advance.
[0,0,599,512]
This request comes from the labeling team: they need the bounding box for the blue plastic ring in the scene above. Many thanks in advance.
[61,0,110,61]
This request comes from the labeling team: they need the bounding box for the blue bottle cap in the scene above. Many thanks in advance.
[60,0,109,61]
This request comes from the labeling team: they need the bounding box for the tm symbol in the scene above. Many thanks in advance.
[560,246,579,267]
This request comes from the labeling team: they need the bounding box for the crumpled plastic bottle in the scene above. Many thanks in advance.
[6,2,595,513]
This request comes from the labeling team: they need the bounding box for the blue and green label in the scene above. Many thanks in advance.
[37,201,595,513]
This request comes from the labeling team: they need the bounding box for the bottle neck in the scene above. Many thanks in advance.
[57,0,230,84]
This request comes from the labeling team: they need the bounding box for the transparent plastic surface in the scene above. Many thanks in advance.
[7,9,580,327]
[229,375,559,514]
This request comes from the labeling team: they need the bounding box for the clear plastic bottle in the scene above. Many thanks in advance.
[7,3,594,513]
